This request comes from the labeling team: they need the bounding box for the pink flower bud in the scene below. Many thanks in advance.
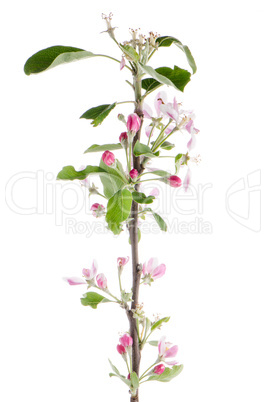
[129,169,138,180]
[127,113,141,133]
[90,203,105,217]
[127,373,131,380]
[119,132,128,149]
[168,175,182,188]
[118,114,126,124]
[154,364,165,375]
[96,273,107,290]
[117,344,126,354]
[119,333,133,348]
[82,260,98,280]
[102,150,115,166]
[117,256,130,268]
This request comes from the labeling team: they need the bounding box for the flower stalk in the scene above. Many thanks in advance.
[127,68,144,402]
[24,16,198,401]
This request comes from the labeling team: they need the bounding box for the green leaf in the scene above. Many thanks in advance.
[141,77,162,93]
[159,141,175,151]
[109,373,131,387]
[141,65,191,94]
[130,372,139,389]
[24,46,98,75]
[147,169,170,178]
[108,359,121,376]
[145,208,167,232]
[157,66,191,92]
[80,292,111,309]
[120,44,139,63]
[99,159,126,199]
[156,36,197,74]
[108,359,131,387]
[175,153,183,162]
[80,103,117,127]
[147,365,183,382]
[151,141,175,151]
[57,165,106,180]
[140,64,177,90]
[175,153,184,174]
[153,212,167,232]
[151,317,170,332]
[106,189,132,234]
[148,340,159,347]
[132,191,155,205]
[84,143,122,153]
[56,164,125,196]
[133,141,155,157]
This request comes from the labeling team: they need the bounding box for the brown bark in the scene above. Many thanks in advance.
[127,76,144,402]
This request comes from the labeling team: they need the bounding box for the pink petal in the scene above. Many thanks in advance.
[183,168,192,192]
[142,262,147,276]
[117,256,130,267]
[82,268,92,279]
[152,264,166,279]
[145,126,153,138]
[120,56,126,70]
[155,92,168,116]
[164,345,178,358]
[160,104,179,122]
[166,360,179,366]
[187,134,196,151]
[146,258,158,274]
[164,124,175,135]
[158,336,166,356]
[78,165,90,188]
[185,119,193,134]
[63,277,86,286]
[143,103,153,119]
[91,260,98,277]
[173,97,180,113]
[149,187,159,197]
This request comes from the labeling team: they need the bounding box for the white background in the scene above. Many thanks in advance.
[1,0,265,401]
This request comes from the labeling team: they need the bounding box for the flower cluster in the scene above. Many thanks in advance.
[143,91,200,191]
[101,113,141,173]
[158,336,178,366]
[144,91,199,141]
[117,333,133,356]
[91,203,105,217]
[142,258,166,285]
[63,260,108,290]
